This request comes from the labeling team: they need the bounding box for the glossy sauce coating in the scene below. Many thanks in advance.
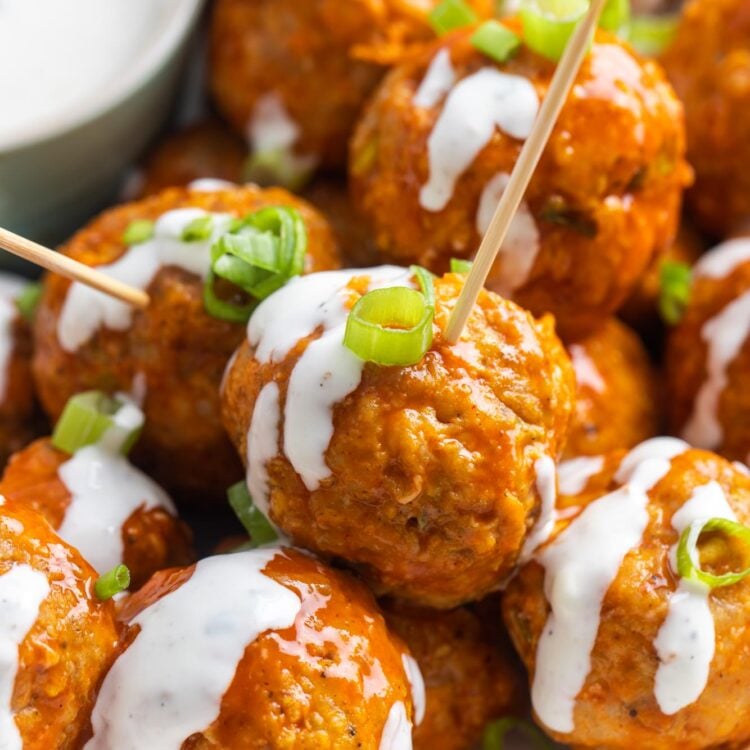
[350,24,689,339]
[222,272,575,607]
[32,185,340,502]
[117,548,416,749]
[0,499,120,749]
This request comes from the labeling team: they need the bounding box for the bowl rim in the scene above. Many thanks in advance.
[0,0,205,154]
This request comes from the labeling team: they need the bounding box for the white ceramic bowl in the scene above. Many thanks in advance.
[0,0,205,252]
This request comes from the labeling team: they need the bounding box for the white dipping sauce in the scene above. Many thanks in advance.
[379,701,413,750]
[402,654,426,726]
[557,456,605,497]
[521,455,558,561]
[86,549,302,750]
[654,481,736,715]
[246,382,281,523]
[693,238,750,280]
[246,267,414,491]
[188,178,236,192]
[413,49,456,109]
[0,565,50,750]
[420,69,539,212]
[569,344,606,394]
[531,438,688,733]
[0,0,176,145]
[58,208,234,352]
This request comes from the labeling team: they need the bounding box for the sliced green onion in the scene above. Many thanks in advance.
[344,287,434,367]
[410,265,436,309]
[600,0,631,34]
[520,0,588,62]
[471,20,522,63]
[429,0,479,35]
[227,481,279,547]
[450,258,474,274]
[122,219,154,246]
[242,148,314,192]
[677,518,750,589]
[659,260,692,325]
[483,717,553,750]
[181,215,214,242]
[628,14,678,57]
[95,564,131,600]
[204,206,307,323]
[16,282,42,322]
[51,391,142,456]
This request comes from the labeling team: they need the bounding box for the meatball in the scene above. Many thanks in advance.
[0,437,194,590]
[87,547,419,748]
[221,268,575,607]
[130,120,245,199]
[564,318,660,459]
[662,0,750,236]
[504,439,750,749]
[666,238,750,464]
[0,499,120,749]
[32,185,340,502]
[209,0,492,170]
[382,597,527,750]
[350,24,689,338]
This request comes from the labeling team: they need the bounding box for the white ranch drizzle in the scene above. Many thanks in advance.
[531,437,688,734]
[402,653,426,725]
[682,291,750,450]
[476,172,540,294]
[0,565,50,750]
[57,208,234,352]
[0,275,25,402]
[246,267,413,491]
[246,382,280,523]
[86,549,301,750]
[413,49,456,109]
[654,480,736,715]
[379,701,413,750]
[188,178,236,192]
[557,456,605,497]
[521,455,558,561]
[569,344,606,394]
[419,69,539,212]
[693,238,750,280]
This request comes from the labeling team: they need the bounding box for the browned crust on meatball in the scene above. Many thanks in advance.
[32,186,340,502]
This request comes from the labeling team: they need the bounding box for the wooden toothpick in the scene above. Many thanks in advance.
[444,0,608,344]
[0,227,150,309]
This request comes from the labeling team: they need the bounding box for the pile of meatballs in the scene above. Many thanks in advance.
[4,0,750,748]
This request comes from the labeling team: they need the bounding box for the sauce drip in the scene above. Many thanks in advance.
[86,549,301,750]
[521,455,558,561]
[413,49,456,109]
[246,382,281,524]
[379,701,413,750]
[694,238,750,280]
[557,456,605,497]
[402,653,426,725]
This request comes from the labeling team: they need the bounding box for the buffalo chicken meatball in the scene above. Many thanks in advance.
[32,185,340,502]
[87,547,419,748]
[209,0,492,171]
[382,598,527,750]
[0,499,120,749]
[662,0,750,236]
[505,439,750,749]
[221,268,575,607]
[666,238,750,465]
[564,318,660,458]
[350,23,689,338]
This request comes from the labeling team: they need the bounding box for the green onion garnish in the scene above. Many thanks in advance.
[181,215,214,242]
[450,258,474,274]
[599,0,631,34]
[344,287,434,367]
[227,481,279,547]
[471,20,522,63]
[429,0,479,35]
[677,518,750,590]
[95,564,131,600]
[520,0,588,62]
[16,282,43,322]
[628,14,678,56]
[122,219,155,246]
[483,717,553,749]
[51,391,142,456]
[242,148,314,192]
[410,265,437,308]
[203,206,307,323]
[658,260,692,326]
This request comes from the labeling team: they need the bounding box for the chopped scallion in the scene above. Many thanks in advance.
[520,0,588,62]
[599,0,631,34]
[677,517,750,590]
[628,14,678,57]
[95,564,131,600]
[410,265,437,309]
[450,258,474,273]
[16,282,42,322]
[243,148,314,192]
[227,481,279,547]
[658,260,691,325]
[471,20,522,63]
[122,219,154,246]
[429,0,479,35]
[181,215,214,242]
